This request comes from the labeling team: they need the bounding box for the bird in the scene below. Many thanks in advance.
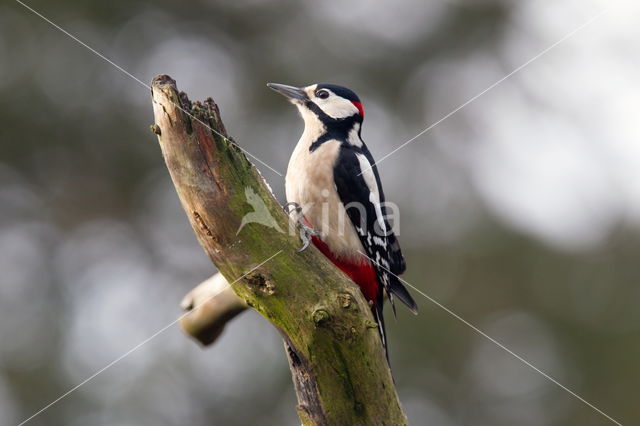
[267,82,418,360]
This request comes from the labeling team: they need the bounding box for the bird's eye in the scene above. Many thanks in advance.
[316,89,330,99]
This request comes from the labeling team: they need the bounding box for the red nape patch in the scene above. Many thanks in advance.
[351,101,365,117]
[311,235,379,304]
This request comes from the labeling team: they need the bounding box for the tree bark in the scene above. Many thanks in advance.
[150,74,407,426]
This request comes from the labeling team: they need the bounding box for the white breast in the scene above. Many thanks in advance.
[286,133,365,263]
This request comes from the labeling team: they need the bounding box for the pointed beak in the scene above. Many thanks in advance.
[267,83,307,101]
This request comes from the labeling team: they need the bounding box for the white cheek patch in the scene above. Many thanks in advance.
[317,94,359,119]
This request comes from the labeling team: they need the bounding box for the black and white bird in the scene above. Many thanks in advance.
[268,82,418,356]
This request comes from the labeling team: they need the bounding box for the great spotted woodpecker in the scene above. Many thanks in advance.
[268,82,418,356]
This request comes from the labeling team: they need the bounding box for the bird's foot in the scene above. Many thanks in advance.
[296,221,320,252]
[283,202,301,216]
[283,202,320,252]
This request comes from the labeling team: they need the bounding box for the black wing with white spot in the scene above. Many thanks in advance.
[333,144,418,315]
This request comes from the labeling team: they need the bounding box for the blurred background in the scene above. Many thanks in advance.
[1,0,638,425]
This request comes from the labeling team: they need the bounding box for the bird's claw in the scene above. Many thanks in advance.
[297,221,320,252]
[283,201,302,215]
[283,202,319,252]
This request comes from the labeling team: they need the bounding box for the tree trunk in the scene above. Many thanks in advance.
[150,75,407,425]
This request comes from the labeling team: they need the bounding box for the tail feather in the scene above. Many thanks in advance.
[387,292,397,319]
[387,275,418,315]
[373,303,390,366]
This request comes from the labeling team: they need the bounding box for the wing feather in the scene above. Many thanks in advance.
[333,144,417,314]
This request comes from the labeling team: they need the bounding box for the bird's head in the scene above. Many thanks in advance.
[267,83,364,128]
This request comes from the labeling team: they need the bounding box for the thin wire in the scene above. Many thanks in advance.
[14,0,621,423]
[18,251,283,426]
[12,2,286,423]
[358,250,623,426]
[359,7,610,176]
[14,0,284,177]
